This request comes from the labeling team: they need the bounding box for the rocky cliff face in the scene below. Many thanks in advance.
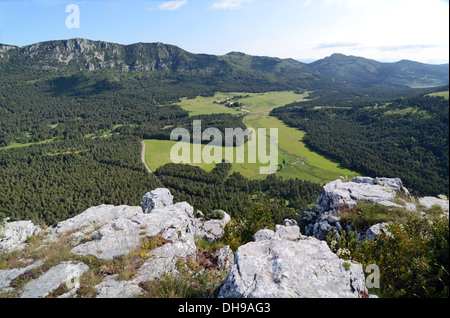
[0,189,233,298]
[305,176,448,240]
[1,178,448,298]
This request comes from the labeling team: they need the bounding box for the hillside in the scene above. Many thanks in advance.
[1,180,448,299]
[0,38,328,92]
[2,39,448,91]
[308,53,449,88]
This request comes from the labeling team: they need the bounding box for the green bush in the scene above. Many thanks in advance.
[222,202,275,252]
[327,215,449,298]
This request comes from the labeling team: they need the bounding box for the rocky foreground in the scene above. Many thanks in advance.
[1,177,448,298]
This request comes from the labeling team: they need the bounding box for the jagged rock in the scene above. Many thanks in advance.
[0,220,41,253]
[47,205,142,243]
[418,197,449,214]
[20,261,89,298]
[316,177,409,214]
[362,223,391,240]
[274,224,302,241]
[307,177,412,240]
[71,202,196,261]
[0,260,44,291]
[95,275,143,298]
[253,229,276,242]
[195,210,231,242]
[142,188,174,213]
[283,219,298,227]
[216,246,234,272]
[132,242,196,283]
[219,236,366,298]
[70,217,145,261]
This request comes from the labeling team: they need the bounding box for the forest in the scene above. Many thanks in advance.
[271,91,449,196]
[154,162,322,225]
[0,69,322,226]
[0,135,163,225]
[1,62,448,226]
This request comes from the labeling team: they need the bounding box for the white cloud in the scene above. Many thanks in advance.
[322,0,379,7]
[209,0,254,10]
[158,0,188,11]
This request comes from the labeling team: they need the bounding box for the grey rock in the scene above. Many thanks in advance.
[71,202,196,260]
[133,242,196,283]
[195,211,231,242]
[253,229,276,242]
[0,260,44,290]
[363,223,391,240]
[142,188,174,213]
[0,220,41,253]
[95,275,143,298]
[317,177,407,214]
[20,261,89,298]
[70,218,144,260]
[219,237,366,298]
[275,224,302,241]
[48,205,142,242]
[216,246,234,271]
[283,219,298,227]
[418,196,449,213]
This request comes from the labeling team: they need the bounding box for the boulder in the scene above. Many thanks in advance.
[418,196,449,214]
[316,177,408,214]
[0,220,41,253]
[219,237,366,298]
[47,205,142,243]
[307,177,412,240]
[216,245,234,271]
[362,223,391,240]
[71,202,196,261]
[195,210,231,242]
[142,188,174,213]
[20,261,89,298]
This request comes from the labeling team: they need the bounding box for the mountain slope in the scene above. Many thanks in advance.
[308,53,449,88]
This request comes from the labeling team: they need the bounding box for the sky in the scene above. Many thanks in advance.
[0,0,448,64]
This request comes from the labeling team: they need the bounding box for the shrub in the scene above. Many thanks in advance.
[327,215,449,298]
[339,202,413,232]
[222,202,274,252]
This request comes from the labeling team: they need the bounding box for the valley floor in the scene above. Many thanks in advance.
[144,91,358,183]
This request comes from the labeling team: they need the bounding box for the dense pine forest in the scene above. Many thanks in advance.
[0,136,163,225]
[154,163,321,224]
[271,90,450,196]
[1,39,449,227]
[0,68,322,226]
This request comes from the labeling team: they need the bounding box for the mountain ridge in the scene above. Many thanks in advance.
[1,38,448,89]
[309,52,449,88]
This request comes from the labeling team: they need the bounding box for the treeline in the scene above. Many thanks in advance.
[271,94,449,196]
[154,163,322,224]
[0,136,163,225]
[0,70,285,148]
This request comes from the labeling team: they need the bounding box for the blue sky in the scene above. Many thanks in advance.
[0,0,448,64]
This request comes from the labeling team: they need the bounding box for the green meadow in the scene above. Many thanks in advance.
[145,91,358,183]
[426,90,449,100]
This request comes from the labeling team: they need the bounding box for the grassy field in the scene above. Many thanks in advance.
[427,90,449,100]
[145,91,358,183]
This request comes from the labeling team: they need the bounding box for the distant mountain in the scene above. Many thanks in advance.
[308,53,449,88]
[0,38,329,92]
[1,39,448,90]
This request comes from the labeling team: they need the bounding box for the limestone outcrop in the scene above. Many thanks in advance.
[219,224,366,298]
[1,180,447,298]
[0,189,232,298]
[305,176,448,240]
